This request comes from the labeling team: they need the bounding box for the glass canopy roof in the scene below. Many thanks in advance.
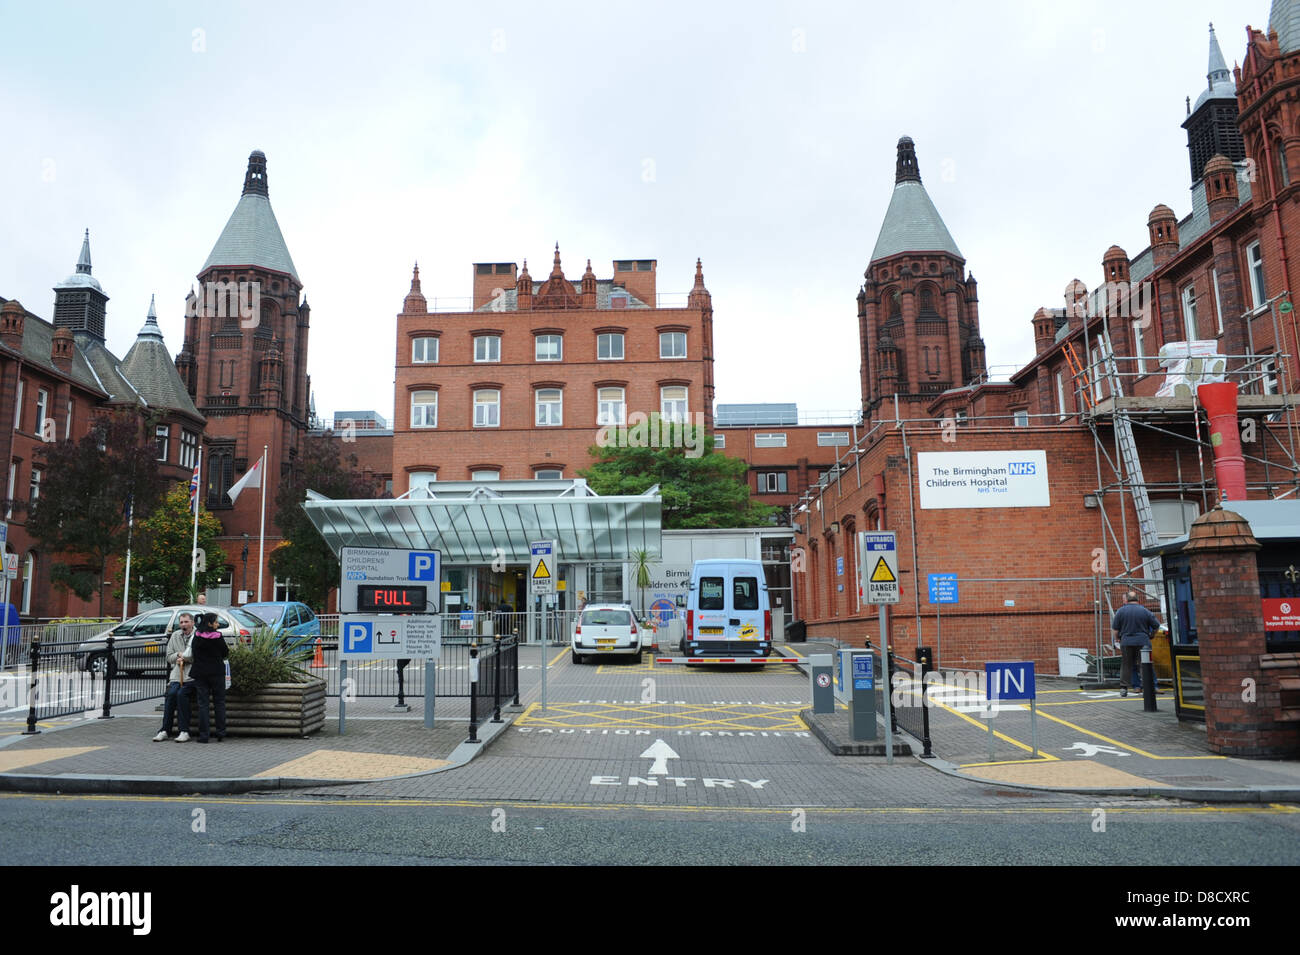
[301,479,662,564]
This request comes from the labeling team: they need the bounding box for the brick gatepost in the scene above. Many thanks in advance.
[1183,507,1295,757]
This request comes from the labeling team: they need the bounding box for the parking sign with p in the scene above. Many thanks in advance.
[344,620,373,654]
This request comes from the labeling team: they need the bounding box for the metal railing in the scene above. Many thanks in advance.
[887,646,934,757]
[320,634,520,701]
[1,620,116,671]
[9,636,168,728]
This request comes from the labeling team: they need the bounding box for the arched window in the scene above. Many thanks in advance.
[919,286,936,315]
[207,447,235,507]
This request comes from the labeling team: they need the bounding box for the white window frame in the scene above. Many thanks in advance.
[816,431,850,447]
[410,391,438,428]
[28,467,40,504]
[412,337,439,363]
[535,335,563,362]
[34,389,48,435]
[409,471,437,497]
[6,462,14,520]
[660,385,688,423]
[1055,369,1067,420]
[713,433,726,448]
[473,389,500,428]
[758,472,788,493]
[754,432,787,448]
[180,429,199,469]
[534,469,563,480]
[597,387,625,426]
[1211,268,1224,335]
[470,469,500,481]
[1013,409,1029,427]
[65,397,73,439]
[13,380,22,430]
[1262,354,1279,395]
[1181,283,1198,341]
[1247,242,1265,309]
[1132,317,1146,376]
[659,332,687,359]
[474,335,501,363]
[535,388,563,426]
[597,333,624,361]
[155,424,170,462]
[20,552,34,615]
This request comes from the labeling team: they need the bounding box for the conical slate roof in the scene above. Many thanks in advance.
[870,137,963,263]
[118,297,203,420]
[201,151,299,280]
[1272,0,1300,55]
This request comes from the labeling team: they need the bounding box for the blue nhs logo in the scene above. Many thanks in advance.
[344,621,374,653]
[1008,462,1036,475]
[408,552,438,580]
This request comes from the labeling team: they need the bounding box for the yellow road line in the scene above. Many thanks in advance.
[1028,707,1227,760]
[1,791,1295,815]
[927,700,1060,760]
[515,700,807,731]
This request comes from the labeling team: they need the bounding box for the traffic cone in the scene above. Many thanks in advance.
[310,637,326,669]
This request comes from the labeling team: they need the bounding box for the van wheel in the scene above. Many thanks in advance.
[572,651,584,665]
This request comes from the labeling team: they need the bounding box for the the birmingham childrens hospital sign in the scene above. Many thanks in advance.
[916,451,1051,509]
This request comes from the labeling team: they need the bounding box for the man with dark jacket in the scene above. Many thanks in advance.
[189,612,229,742]
[1111,591,1160,697]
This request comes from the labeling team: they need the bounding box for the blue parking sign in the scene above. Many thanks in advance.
[853,653,874,691]
[343,620,374,654]
[409,551,439,581]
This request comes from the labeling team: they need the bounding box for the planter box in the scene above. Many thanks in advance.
[186,678,326,737]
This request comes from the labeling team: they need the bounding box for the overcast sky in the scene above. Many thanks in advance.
[0,1,1270,426]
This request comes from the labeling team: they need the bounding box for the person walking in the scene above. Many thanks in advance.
[153,612,196,742]
[189,611,229,742]
[1111,591,1160,697]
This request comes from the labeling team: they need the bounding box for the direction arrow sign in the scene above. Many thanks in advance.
[640,739,679,775]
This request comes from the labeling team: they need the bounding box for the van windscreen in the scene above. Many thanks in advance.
[699,578,725,610]
[733,577,759,610]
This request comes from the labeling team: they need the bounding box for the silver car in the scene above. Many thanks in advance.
[571,604,642,665]
[76,605,266,676]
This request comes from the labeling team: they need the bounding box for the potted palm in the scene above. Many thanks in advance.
[189,627,325,737]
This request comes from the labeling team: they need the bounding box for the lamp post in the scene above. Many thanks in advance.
[240,533,249,605]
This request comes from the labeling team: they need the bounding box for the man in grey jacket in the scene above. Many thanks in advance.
[153,612,196,741]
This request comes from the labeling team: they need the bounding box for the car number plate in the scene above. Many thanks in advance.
[596,639,616,645]
[699,627,723,635]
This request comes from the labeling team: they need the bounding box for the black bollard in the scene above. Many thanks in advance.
[1141,647,1157,712]
[99,636,115,720]
[23,636,41,735]
[466,642,480,743]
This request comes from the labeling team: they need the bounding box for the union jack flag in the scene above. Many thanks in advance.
[188,464,201,514]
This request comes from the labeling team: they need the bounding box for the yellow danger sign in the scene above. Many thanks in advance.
[532,557,552,580]
[870,557,896,583]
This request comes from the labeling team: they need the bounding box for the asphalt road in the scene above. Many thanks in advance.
[3,793,1297,866]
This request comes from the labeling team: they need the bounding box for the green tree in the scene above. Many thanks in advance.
[27,411,168,615]
[581,417,778,529]
[121,483,227,606]
[269,435,383,609]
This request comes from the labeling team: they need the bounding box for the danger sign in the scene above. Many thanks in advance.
[529,539,557,596]
[858,531,899,605]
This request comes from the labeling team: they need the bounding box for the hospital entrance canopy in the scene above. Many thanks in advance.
[301,479,662,565]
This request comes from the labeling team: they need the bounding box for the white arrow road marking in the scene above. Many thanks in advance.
[1081,691,1121,699]
[640,738,680,775]
[1065,742,1130,757]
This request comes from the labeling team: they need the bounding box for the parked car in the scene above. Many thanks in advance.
[571,604,642,665]
[241,601,322,640]
[76,605,266,676]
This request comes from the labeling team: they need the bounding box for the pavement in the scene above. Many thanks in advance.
[0,641,1297,803]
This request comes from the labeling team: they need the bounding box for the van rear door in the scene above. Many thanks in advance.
[727,574,765,643]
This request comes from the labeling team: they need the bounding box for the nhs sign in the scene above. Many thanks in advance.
[985,661,1036,701]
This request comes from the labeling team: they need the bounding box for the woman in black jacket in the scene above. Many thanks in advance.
[189,612,229,742]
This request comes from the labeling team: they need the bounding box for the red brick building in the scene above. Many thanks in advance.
[391,248,714,491]
[792,17,1300,673]
[1,235,204,619]
[175,151,313,602]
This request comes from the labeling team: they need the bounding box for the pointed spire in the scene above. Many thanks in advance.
[410,261,422,294]
[136,294,164,341]
[243,149,269,197]
[895,136,921,184]
[688,257,711,308]
[403,261,426,312]
[551,242,564,278]
[1207,23,1230,86]
[693,258,706,289]
[76,229,92,274]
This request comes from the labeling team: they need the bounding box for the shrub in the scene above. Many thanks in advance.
[228,627,315,695]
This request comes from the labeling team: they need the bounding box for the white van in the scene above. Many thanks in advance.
[680,559,771,657]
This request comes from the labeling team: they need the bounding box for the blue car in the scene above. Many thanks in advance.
[242,601,322,639]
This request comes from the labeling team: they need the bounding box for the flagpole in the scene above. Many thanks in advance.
[257,445,267,602]
[191,447,203,589]
[122,497,134,622]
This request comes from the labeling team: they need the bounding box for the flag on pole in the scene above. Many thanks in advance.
[227,457,262,504]
[188,464,201,514]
